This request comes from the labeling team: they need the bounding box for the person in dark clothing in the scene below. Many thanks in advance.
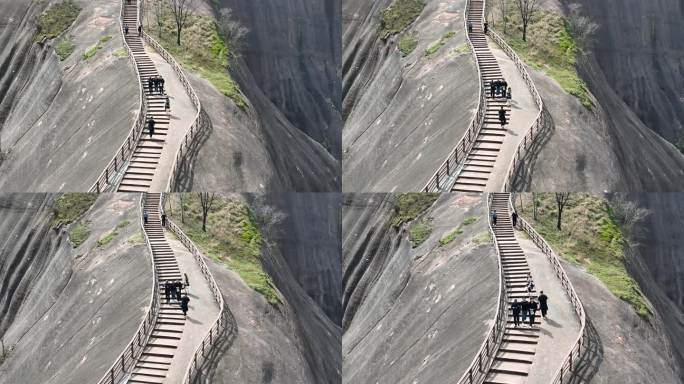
[484,22,488,34]
[154,77,160,94]
[169,281,177,300]
[529,298,538,326]
[138,25,142,36]
[164,281,171,302]
[511,299,521,327]
[491,210,497,226]
[148,117,155,138]
[180,295,190,317]
[124,25,129,35]
[527,279,535,293]
[165,95,170,112]
[502,80,508,93]
[520,298,530,323]
[490,81,496,98]
[512,211,518,227]
[175,281,183,301]
[143,211,148,224]
[161,213,167,226]
[539,291,549,319]
[468,21,473,33]
[499,106,507,127]
[159,77,165,94]
[148,77,153,94]
[506,87,512,105]
[184,273,190,288]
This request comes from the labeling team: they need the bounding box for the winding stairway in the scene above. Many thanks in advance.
[452,0,511,193]
[118,2,171,193]
[130,193,187,384]
[485,193,539,384]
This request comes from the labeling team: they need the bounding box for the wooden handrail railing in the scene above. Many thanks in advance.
[485,31,549,192]
[160,194,230,383]
[89,0,147,193]
[423,0,487,192]
[96,193,158,384]
[507,195,587,383]
[452,193,507,384]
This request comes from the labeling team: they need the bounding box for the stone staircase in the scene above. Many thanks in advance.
[117,2,170,193]
[129,193,186,384]
[484,193,539,384]
[452,0,511,192]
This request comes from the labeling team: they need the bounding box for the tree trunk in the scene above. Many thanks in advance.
[202,213,207,232]
[556,206,563,230]
[176,24,182,45]
[522,22,528,41]
[180,194,185,224]
[533,193,538,221]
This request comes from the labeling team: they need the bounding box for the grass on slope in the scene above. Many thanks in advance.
[55,39,76,60]
[34,0,81,42]
[391,193,439,227]
[144,1,246,108]
[97,219,131,248]
[439,216,478,246]
[398,32,418,56]
[83,43,102,60]
[409,218,432,247]
[425,31,455,57]
[380,0,426,40]
[516,193,650,318]
[491,2,592,108]
[51,194,98,229]
[68,223,90,247]
[165,194,281,305]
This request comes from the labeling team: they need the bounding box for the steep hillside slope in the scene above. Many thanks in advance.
[175,193,341,384]
[0,0,138,191]
[342,0,478,191]
[510,0,684,191]
[171,0,341,192]
[342,193,498,383]
[0,193,152,383]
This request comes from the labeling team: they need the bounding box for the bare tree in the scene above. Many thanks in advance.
[153,0,165,37]
[555,193,571,230]
[197,192,218,232]
[568,3,598,49]
[179,193,186,224]
[610,195,650,247]
[499,0,508,34]
[168,0,195,45]
[218,8,249,55]
[515,0,542,42]
[532,192,539,221]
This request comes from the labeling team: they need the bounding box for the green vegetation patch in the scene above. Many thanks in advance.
[68,223,90,247]
[34,0,81,42]
[97,219,131,248]
[463,217,477,226]
[83,43,102,60]
[113,48,128,57]
[439,228,463,246]
[517,193,650,317]
[51,193,98,228]
[144,3,246,108]
[380,0,426,40]
[392,193,440,227]
[128,232,145,245]
[55,39,76,60]
[473,231,492,245]
[452,43,470,55]
[398,32,418,56]
[425,31,456,57]
[492,4,592,108]
[165,194,281,305]
[409,218,432,247]
[99,35,112,43]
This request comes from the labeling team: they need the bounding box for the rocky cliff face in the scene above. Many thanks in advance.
[192,193,342,384]
[518,0,684,191]
[172,0,341,193]
[342,193,499,383]
[342,0,479,191]
[0,193,152,384]
[0,0,138,191]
